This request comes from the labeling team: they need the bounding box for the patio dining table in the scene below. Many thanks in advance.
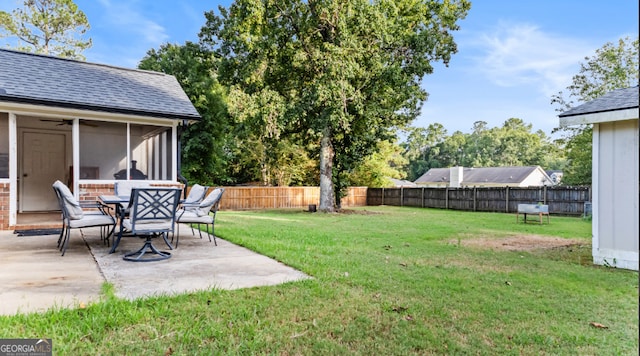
[98,195,131,253]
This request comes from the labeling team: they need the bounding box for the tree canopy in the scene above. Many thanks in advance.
[199,0,470,211]
[0,0,91,59]
[138,42,232,186]
[349,139,408,187]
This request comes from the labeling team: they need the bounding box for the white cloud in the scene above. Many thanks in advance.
[94,0,169,46]
[468,22,595,96]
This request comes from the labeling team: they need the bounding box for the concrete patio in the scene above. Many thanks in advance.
[0,227,310,316]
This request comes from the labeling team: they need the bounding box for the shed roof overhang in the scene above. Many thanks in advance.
[559,107,639,127]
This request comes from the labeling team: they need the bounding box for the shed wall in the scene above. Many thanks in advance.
[594,120,639,270]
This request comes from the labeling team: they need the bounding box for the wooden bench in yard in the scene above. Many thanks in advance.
[516,203,550,224]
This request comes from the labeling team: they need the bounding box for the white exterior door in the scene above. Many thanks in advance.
[21,132,67,211]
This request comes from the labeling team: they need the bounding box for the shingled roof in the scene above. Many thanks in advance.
[415,166,549,185]
[559,86,639,118]
[0,49,200,121]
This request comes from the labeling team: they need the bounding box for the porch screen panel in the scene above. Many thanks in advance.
[130,124,173,181]
[79,120,127,180]
[0,113,8,178]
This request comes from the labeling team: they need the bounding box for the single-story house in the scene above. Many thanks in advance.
[559,86,638,271]
[414,166,555,188]
[0,49,201,230]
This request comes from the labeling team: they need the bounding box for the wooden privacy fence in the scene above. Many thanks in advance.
[205,185,590,215]
[217,186,368,210]
[367,186,592,216]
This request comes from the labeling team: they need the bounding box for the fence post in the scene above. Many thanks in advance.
[381,188,385,205]
[543,185,547,204]
[505,186,509,213]
[401,187,404,207]
[445,187,449,210]
[421,187,425,208]
[538,187,542,203]
[473,187,477,212]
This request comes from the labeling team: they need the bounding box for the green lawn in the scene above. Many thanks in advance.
[1,206,637,355]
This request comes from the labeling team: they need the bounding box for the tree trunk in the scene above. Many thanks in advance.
[261,161,268,186]
[319,129,335,212]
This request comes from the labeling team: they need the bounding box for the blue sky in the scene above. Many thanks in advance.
[1,0,638,136]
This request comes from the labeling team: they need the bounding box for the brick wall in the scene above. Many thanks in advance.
[78,182,115,202]
[0,182,8,230]
[78,182,184,202]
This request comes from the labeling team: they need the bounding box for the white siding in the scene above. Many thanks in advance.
[593,120,639,270]
[519,170,551,187]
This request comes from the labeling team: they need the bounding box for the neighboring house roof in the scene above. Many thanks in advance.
[559,86,639,126]
[415,166,551,186]
[0,48,200,121]
[388,178,417,187]
[415,168,450,184]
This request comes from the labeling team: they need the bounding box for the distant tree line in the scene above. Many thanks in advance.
[401,118,565,182]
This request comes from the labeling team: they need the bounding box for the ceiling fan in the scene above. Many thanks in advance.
[39,119,98,127]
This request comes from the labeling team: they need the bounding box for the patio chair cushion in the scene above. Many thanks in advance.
[176,210,213,224]
[52,180,83,220]
[184,184,207,204]
[68,213,115,228]
[122,219,173,233]
[196,188,223,217]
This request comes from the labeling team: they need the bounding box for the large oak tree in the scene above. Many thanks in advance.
[200,0,470,211]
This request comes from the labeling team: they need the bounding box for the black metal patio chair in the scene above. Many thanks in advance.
[113,187,181,262]
[52,180,116,256]
[180,183,208,235]
[174,188,224,247]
